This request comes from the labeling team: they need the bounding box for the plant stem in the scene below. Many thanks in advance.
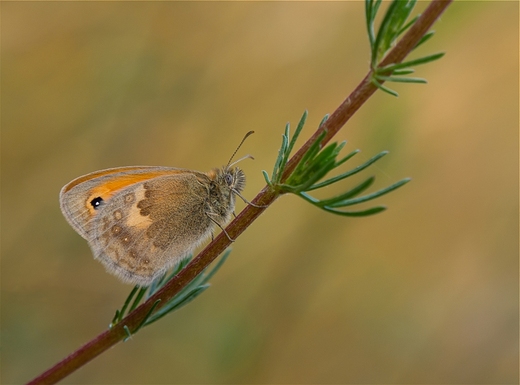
[27,1,452,384]
[281,0,452,181]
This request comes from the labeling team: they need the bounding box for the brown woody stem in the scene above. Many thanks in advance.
[27,1,452,384]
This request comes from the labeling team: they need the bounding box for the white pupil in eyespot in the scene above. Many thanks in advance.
[90,197,104,209]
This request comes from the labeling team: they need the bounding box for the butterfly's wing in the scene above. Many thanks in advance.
[60,166,182,239]
[60,167,214,285]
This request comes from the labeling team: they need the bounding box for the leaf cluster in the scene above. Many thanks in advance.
[264,111,411,216]
[109,250,231,339]
[366,0,444,96]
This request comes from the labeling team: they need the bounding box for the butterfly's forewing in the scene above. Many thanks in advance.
[59,166,185,239]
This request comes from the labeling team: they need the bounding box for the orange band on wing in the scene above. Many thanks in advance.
[63,167,187,193]
[88,172,168,198]
[64,167,155,192]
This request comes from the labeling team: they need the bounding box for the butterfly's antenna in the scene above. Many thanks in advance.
[228,154,254,168]
[226,131,254,168]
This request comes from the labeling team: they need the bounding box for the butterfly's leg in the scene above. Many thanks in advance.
[205,213,235,242]
[232,189,267,208]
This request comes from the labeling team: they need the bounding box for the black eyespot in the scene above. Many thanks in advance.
[90,197,104,209]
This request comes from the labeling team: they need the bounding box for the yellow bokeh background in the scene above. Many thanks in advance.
[2,2,518,384]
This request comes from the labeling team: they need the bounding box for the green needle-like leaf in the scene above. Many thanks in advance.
[415,31,435,48]
[298,191,320,205]
[397,15,419,37]
[376,75,427,84]
[372,78,400,96]
[309,151,388,191]
[110,311,120,328]
[374,0,406,63]
[391,68,415,76]
[318,114,330,129]
[146,285,210,326]
[116,285,139,323]
[271,131,289,183]
[379,52,445,72]
[285,111,308,164]
[333,148,360,168]
[289,131,327,184]
[317,176,376,207]
[135,299,161,332]
[322,205,387,217]
[123,326,132,342]
[129,287,148,313]
[327,178,411,208]
[366,0,382,50]
[262,170,271,185]
[296,159,336,192]
[147,275,164,295]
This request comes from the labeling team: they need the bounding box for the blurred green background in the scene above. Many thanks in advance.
[2,2,518,384]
